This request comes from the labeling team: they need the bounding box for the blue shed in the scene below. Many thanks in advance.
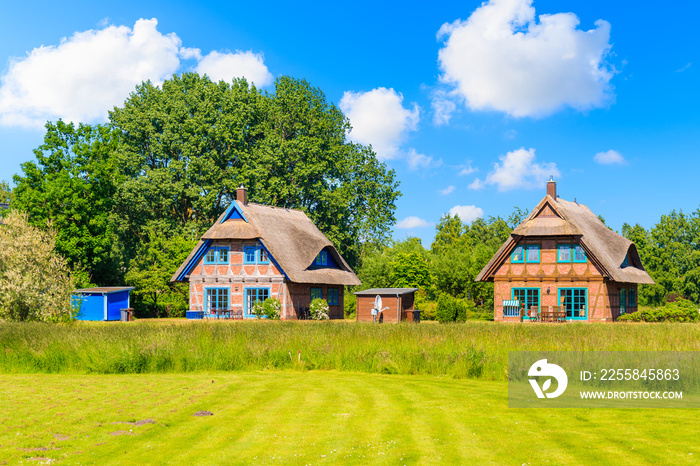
[72,287,135,321]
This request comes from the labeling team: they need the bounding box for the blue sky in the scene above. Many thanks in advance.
[1,0,698,247]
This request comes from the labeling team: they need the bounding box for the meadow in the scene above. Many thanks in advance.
[2,320,700,465]
[2,320,700,378]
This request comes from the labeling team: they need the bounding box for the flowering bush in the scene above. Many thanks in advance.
[310,298,330,320]
[0,211,76,322]
[262,298,281,320]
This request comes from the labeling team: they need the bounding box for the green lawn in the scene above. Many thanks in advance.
[1,371,698,465]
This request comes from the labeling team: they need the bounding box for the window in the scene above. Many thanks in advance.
[559,288,587,319]
[244,247,256,264]
[573,245,586,263]
[526,245,540,263]
[205,288,229,311]
[245,288,270,316]
[629,289,636,307]
[557,244,572,262]
[511,245,525,263]
[205,247,229,264]
[244,246,269,264]
[512,288,539,318]
[619,289,627,315]
[621,253,629,267]
[310,288,322,301]
[328,288,339,305]
[315,251,328,266]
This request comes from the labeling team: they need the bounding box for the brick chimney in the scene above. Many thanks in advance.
[237,185,248,205]
[547,177,557,199]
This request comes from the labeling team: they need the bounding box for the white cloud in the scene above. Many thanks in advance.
[468,178,485,190]
[458,163,477,176]
[594,149,626,165]
[483,147,559,191]
[339,87,420,160]
[676,62,691,73]
[448,205,484,223]
[0,19,183,128]
[407,148,441,170]
[437,0,614,118]
[396,216,431,229]
[431,89,458,125]
[0,18,273,128]
[440,185,455,195]
[196,50,273,87]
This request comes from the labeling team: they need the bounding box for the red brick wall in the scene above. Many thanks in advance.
[492,238,619,322]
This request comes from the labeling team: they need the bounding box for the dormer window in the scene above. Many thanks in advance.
[315,251,328,266]
[622,253,629,267]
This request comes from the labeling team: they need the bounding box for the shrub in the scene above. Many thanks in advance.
[0,211,76,322]
[344,291,356,319]
[309,298,330,320]
[618,299,700,323]
[436,294,457,323]
[251,300,265,319]
[262,298,281,320]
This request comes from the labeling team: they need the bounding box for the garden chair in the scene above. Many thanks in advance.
[528,306,539,322]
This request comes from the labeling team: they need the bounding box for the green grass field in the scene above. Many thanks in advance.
[2,371,699,465]
[2,320,700,464]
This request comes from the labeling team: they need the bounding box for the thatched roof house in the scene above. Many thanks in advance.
[172,187,359,319]
[476,179,653,322]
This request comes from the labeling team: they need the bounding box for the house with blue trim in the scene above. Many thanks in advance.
[171,186,361,319]
[475,179,654,322]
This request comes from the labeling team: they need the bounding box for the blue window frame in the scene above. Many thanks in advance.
[512,288,540,319]
[244,246,269,264]
[526,245,540,263]
[573,245,586,263]
[557,244,572,262]
[310,287,322,301]
[628,288,636,307]
[245,287,270,317]
[328,288,339,305]
[559,288,587,320]
[314,251,328,266]
[621,253,629,267]
[511,245,525,263]
[244,247,257,264]
[205,287,229,311]
[204,247,229,264]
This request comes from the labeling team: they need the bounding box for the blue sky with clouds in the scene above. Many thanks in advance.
[1,0,698,246]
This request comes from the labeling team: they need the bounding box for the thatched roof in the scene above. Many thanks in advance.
[476,194,654,284]
[172,201,360,286]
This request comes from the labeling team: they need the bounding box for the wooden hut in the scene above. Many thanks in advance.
[354,288,419,323]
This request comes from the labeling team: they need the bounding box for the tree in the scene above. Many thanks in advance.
[0,180,11,204]
[0,211,75,322]
[12,121,121,286]
[124,225,196,318]
[109,74,399,268]
[390,252,431,289]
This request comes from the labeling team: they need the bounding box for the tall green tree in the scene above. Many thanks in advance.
[12,121,121,285]
[109,74,399,267]
[0,180,11,204]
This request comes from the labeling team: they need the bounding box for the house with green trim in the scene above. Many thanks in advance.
[475,179,654,322]
[171,186,360,319]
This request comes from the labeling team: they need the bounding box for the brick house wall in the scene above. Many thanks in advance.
[187,239,344,319]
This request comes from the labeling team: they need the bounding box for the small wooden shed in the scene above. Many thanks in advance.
[72,287,135,321]
[354,288,419,323]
